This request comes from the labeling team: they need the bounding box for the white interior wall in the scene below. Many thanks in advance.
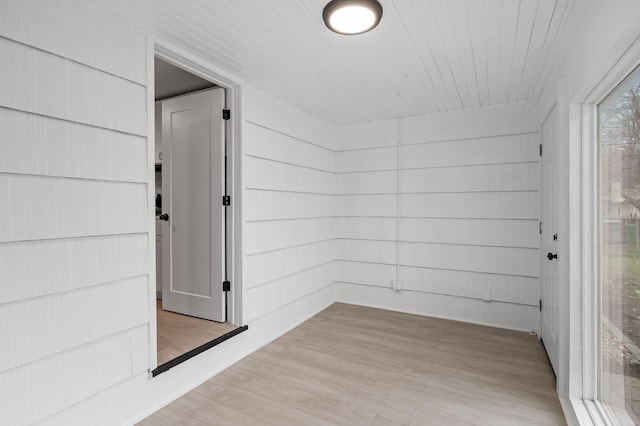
[0,1,338,424]
[0,1,149,424]
[242,86,338,327]
[335,103,541,331]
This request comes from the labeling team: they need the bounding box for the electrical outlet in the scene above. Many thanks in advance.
[392,280,403,291]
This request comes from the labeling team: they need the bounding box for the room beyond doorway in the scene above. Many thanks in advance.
[152,54,245,375]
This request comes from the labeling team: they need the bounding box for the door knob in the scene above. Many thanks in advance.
[547,252,557,260]
[159,213,169,221]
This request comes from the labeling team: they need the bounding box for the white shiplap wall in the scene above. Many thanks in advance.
[0,1,149,425]
[335,103,541,331]
[243,87,338,324]
[0,0,340,424]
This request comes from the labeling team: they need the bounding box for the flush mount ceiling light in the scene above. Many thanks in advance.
[323,0,383,35]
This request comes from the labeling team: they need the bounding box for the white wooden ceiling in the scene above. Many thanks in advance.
[81,0,579,126]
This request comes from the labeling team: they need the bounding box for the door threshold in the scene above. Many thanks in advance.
[152,325,248,377]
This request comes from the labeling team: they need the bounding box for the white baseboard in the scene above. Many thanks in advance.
[336,281,538,332]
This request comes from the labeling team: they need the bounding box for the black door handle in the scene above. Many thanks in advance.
[159,213,169,221]
[547,252,557,260]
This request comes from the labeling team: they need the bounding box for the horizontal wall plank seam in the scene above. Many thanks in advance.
[337,169,398,175]
[246,216,337,223]
[246,120,337,153]
[336,131,538,152]
[0,231,148,247]
[0,273,149,306]
[0,35,147,87]
[246,282,336,323]
[398,160,540,171]
[335,259,539,278]
[338,237,540,249]
[246,188,336,196]
[398,131,539,147]
[246,154,335,174]
[399,189,540,194]
[333,215,399,219]
[0,105,147,138]
[336,281,538,307]
[337,237,398,243]
[335,216,540,221]
[398,216,540,220]
[245,238,335,257]
[0,170,147,184]
[0,322,148,375]
[395,217,539,221]
[337,192,398,196]
[245,260,335,291]
[335,160,540,175]
[30,342,149,423]
[336,145,402,153]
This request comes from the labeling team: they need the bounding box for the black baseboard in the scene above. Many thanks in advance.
[152,325,249,377]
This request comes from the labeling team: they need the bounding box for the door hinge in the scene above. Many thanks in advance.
[539,221,542,234]
[539,299,542,312]
[539,144,542,156]
[222,109,231,120]
[223,280,231,292]
[222,195,231,206]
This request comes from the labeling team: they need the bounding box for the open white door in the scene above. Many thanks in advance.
[540,105,559,375]
[161,88,226,322]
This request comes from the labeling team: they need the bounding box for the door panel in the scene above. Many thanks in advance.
[540,105,559,375]
[161,88,225,322]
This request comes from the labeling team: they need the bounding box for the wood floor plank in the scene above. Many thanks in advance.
[228,370,377,425]
[410,409,471,426]
[236,356,416,424]
[156,300,238,365]
[139,303,566,426]
[215,386,337,426]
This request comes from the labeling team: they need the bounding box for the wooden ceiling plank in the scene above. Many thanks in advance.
[496,0,521,104]
[397,0,459,112]
[528,0,571,101]
[483,0,503,106]
[516,0,557,102]
[449,0,483,108]
[382,1,449,115]
[431,0,474,109]
[413,0,466,110]
[466,0,490,107]
[506,0,539,103]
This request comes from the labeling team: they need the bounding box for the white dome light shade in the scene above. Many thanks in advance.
[323,0,383,35]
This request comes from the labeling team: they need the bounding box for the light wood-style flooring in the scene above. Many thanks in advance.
[143,303,566,425]
[157,300,238,366]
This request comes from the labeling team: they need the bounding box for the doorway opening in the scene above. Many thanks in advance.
[152,55,246,376]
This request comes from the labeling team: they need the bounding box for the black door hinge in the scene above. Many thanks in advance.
[539,299,542,312]
[223,280,231,292]
[539,221,542,234]
[539,144,542,156]
[222,195,231,206]
[222,109,231,120]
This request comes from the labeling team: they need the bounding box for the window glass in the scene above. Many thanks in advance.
[599,65,640,424]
